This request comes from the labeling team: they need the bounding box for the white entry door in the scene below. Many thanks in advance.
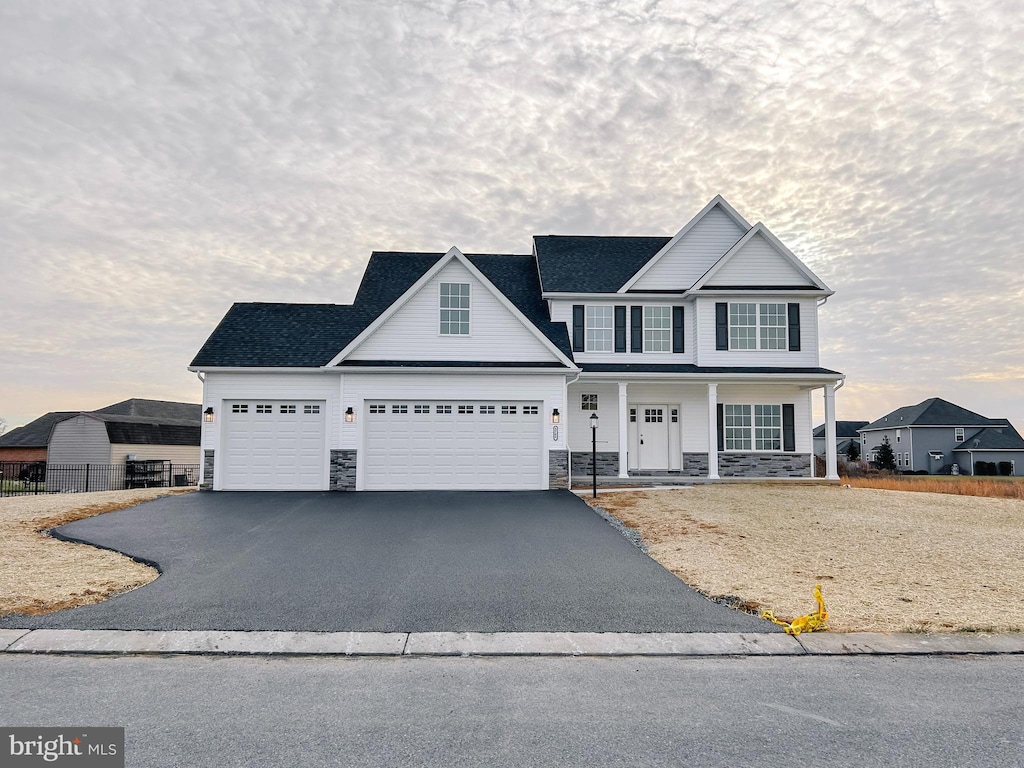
[363,400,544,490]
[637,405,670,470]
[221,401,327,490]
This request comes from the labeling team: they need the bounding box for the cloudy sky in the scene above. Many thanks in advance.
[1,0,1021,431]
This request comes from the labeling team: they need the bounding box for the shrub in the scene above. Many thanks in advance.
[975,461,989,476]
[999,461,1013,476]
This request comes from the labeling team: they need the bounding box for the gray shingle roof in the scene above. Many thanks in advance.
[860,398,1003,431]
[953,426,1024,451]
[813,420,869,438]
[578,364,842,375]
[95,399,201,422]
[0,412,76,448]
[533,236,670,293]
[191,252,573,368]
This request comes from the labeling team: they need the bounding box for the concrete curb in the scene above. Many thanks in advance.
[2,630,1022,657]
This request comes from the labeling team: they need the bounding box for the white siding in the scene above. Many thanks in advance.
[349,261,557,362]
[109,444,201,464]
[705,231,813,287]
[549,299,695,365]
[567,383,622,455]
[47,416,111,465]
[694,296,819,367]
[631,207,746,291]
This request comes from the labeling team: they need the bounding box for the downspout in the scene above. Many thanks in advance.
[564,370,582,489]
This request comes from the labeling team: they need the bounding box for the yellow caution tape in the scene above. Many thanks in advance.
[761,584,829,635]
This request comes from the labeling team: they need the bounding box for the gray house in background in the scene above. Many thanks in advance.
[857,398,1024,475]
[813,420,868,459]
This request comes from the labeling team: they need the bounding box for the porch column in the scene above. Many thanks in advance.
[707,383,719,479]
[824,383,839,480]
[618,382,629,478]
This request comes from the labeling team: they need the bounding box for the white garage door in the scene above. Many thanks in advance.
[221,401,327,490]
[364,401,544,490]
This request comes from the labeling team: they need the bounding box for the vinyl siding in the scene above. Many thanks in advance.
[694,296,819,367]
[349,260,557,362]
[109,444,201,464]
[705,231,813,286]
[549,299,695,364]
[47,416,111,465]
[716,384,813,454]
[631,207,746,290]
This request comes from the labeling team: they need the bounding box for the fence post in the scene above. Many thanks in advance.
[85,464,90,493]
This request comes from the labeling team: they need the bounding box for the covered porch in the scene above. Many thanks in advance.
[566,375,842,483]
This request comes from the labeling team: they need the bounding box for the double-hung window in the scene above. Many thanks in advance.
[643,306,671,352]
[724,404,782,450]
[729,303,787,350]
[754,405,782,450]
[440,283,470,335]
[724,405,752,450]
[585,306,613,352]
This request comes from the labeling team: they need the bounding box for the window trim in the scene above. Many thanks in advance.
[584,305,614,352]
[723,403,785,452]
[727,302,788,351]
[581,393,598,411]
[439,282,471,336]
[642,305,672,353]
[954,427,965,442]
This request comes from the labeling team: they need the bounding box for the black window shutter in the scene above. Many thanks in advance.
[614,306,626,353]
[715,303,729,350]
[716,404,724,452]
[782,404,795,452]
[572,305,584,352]
[788,303,801,352]
[672,306,685,353]
[630,306,643,352]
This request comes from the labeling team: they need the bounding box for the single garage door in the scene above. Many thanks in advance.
[364,400,544,490]
[221,400,327,490]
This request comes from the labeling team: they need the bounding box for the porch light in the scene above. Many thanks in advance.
[589,412,599,499]
[203,407,215,424]
[551,408,560,424]
[345,407,355,423]
[589,413,599,430]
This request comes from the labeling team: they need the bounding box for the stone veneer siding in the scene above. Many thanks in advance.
[682,453,709,477]
[201,449,215,490]
[330,449,357,490]
[717,452,811,478]
[548,450,569,489]
[571,451,620,477]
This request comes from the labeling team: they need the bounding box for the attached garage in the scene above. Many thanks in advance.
[363,400,544,490]
[221,400,327,490]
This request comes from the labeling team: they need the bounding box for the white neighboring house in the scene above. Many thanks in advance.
[190,196,844,491]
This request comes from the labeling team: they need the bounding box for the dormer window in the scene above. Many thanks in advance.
[440,283,470,335]
[585,306,613,352]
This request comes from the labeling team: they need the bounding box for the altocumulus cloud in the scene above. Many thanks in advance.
[0,0,1021,427]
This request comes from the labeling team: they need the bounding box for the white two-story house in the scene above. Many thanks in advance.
[190,196,843,491]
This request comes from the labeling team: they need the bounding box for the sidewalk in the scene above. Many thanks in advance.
[3,629,1022,657]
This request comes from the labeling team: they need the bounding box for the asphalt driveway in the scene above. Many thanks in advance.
[0,490,778,633]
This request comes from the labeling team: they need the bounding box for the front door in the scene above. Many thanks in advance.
[638,405,669,470]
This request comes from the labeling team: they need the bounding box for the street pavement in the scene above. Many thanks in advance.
[1,654,1021,767]
[0,490,777,633]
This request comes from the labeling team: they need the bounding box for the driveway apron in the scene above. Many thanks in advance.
[0,491,779,633]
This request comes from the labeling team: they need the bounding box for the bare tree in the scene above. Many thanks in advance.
[0,416,6,436]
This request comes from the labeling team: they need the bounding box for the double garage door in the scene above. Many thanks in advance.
[220,399,544,490]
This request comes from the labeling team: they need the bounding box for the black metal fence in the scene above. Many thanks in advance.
[0,461,200,497]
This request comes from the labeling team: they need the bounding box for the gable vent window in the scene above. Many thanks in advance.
[414,405,430,414]
[728,303,787,350]
[304,405,320,415]
[458,405,474,414]
[439,282,470,335]
[643,306,672,352]
[523,405,539,415]
[585,306,614,352]
[392,404,408,414]
[581,394,598,411]
[231,404,248,414]
[479,405,495,414]
[369,404,386,414]
[256,404,272,414]
[436,405,452,414]
[502,405,517,415]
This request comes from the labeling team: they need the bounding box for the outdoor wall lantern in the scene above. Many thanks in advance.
[345,407,355,423]
[203,407,215,424]
[551,408,560,424]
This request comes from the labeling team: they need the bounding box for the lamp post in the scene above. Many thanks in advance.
[590,412,599,499]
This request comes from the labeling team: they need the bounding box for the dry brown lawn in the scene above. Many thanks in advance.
[591,485,1024,633]
[0,488,194,617]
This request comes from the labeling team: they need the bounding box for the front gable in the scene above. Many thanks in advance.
[622,197,750,292]
[338,248,573,366]
[696,224,830,291]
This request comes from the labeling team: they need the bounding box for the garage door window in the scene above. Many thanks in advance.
[280,405,296,414]
[256,404,272,414]
[392,404,408,414]
[436,405,452,414]
[232,404,248,414]
[369,404,385,414]
[502,405,517,415]
[458,405,474,414]
[480,405,495,414]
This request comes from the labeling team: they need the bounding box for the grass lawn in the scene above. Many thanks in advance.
[590,485,1024,633]
[845,475,1024,499]
[0,488,193,617]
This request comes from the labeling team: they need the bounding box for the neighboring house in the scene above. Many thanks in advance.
[47,399,202,466]
[813,421,868,459]
[190,196,845,491]
[0,411,77,463]
[857,398,1024,475]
